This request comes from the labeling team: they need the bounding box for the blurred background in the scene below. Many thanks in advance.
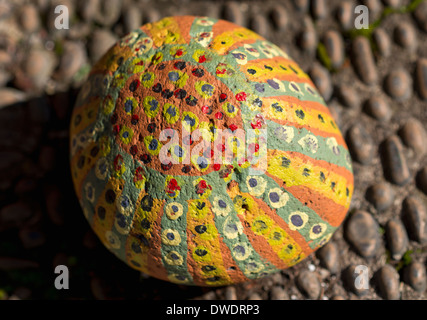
[0,0,426,300]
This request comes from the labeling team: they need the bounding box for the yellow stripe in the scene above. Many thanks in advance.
[186,199,232,286]
[267,150,353,208]
[243,58,309,82]
[262,97,341,136]
[228,185,304,266]
[210,28,260,55]
[145,17,186,47]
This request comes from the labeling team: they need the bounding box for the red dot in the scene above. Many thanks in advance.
[215,112,223,120]
[229,124,238,131]
[198,55,207,63]
[201,105,210,114]
[235,92,247,101]
[113,125,120,134]
[213,164,221,171]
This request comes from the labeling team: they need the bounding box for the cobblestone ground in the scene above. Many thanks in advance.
[0,0,426,300]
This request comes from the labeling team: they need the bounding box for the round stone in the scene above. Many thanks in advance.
[385,219,409,261]
[351,36,378,85]
[336,1,354,31]
[381,135,411,186]
[309,63,333,101]
[414,1,427,32]
[296,270,321,299]
[376,265,400,300]
[384,69,412,101]
[316,241,340,274]
[346,124,375,165]
[394,22,417,51]
[399,118,427,155]
[69,16,354,286]
[323,30,345,70]
[364,95,392,122]
[403,261,427,293]
[373,27,392,58]
[345,210,381,258]
[402,196,427,244]
[366,182,395,211]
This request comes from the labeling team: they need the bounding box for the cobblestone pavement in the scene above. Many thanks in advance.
[0,0,426,300]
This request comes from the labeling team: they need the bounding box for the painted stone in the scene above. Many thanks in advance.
[70,16,354,286]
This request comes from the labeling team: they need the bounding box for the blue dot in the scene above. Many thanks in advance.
[121,196,130,208]
[197,157,208,169]
[291,214,303,227]
[172,205,179,212]
[122,131,129,138]
[167,232,175,240]
[249,178,257,188]
[166,105,176,117]
[168,72,179,81]
[149,139,158,150]
[124,100,133,113]
[218,200,227,208]
[149,99,158,111]
[174,145,183,157]
[269,192,279,203]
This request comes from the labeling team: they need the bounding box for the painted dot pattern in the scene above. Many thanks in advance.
[70,16,354,286]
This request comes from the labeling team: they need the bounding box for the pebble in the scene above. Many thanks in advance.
[57,41,88,81]
[372,27,392,57]
[316,241,340,274]
[323,30,345,69]
[248,15,269,38]
[247,292,262,300]
[19,226,46,249]
[67,22,92,40]
[269,5,288,31]
[224,286,237,300]
[90,276,111,300]
[270,286,289,300]
[296,270,321,299]
[89,29,118,63]
[331,295,345,300]
[364,95,392,122]
[394,22,417,51]
[343,265,370,296]
[382,135,411,186]
[403,261,427,293]
[382,0,401,8]
[94,0,121,27]
[363,0,383,20]
[0,257,39,270]
[78,0,100,22]
[22,48,56,91]
[336,1,354,31]
[416,167,427,195]
[413,1,427,32]
[366,182,395,211]
[351,36,378,85]
[384,69,412,101]
[14,178,38,195]
[385,219,409,261]
[402,196,427,243]
[310,0,328,20]
[309,63,332,101]
[298,21,318,53]
[337,84,359,109]
[293,0,310,12]
[399,118,427,155]
[415,58,427,100]
[0,202,33,227]
[19,4,40,33]
[346,124,375,165]
[0,88,26,108]
[376,265,400,300]
[345,210,381,258]
[123,5,142,34]
[221,2,245,26]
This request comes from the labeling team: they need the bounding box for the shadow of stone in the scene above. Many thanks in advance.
[0,90,213,300]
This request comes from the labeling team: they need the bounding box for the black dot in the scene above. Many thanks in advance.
[296,109,305,119]
[129,80,139,92]
[77,156,85,169]
[105,189,116,204]
[202,265,216,272]
[247,69,256,75]
[161,162,172,171]
[140,154,152,164]
[97,206,106,220]
[195,248,208,256]
[174,61,186,70]
[140,218,151,229]
[147,123,156,133]
[182,165,191,173]
[152,83,162,93]
[162,89,173,99]
[192,68,204,78]
[195,225,207,234]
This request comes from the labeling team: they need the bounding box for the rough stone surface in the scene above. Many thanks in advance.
[376,265,400,300]
[69,16,354,287]
[345,210,381,258]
